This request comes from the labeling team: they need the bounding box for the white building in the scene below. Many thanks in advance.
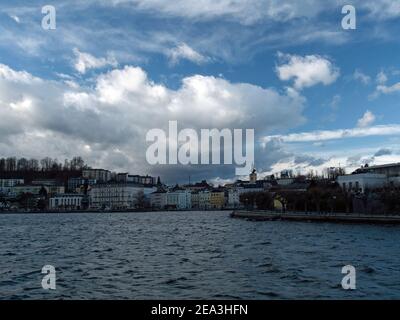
[49,194,85,210]
[198,190,211,210]
[227,186,264,208]
[83,169,112,183]
[166,188,191,210]
[89,183,156,209]
[337,173,387,193]
[355,162,400,177]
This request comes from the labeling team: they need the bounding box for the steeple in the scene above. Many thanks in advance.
[249,166,257,183]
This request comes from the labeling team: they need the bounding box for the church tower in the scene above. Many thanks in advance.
[249,167,257,183]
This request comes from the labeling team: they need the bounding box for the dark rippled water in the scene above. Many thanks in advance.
[0,211,400,299]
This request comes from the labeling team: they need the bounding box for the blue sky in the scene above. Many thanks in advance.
[1,0,400,183]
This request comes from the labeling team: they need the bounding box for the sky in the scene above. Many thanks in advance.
[1,0,400,184]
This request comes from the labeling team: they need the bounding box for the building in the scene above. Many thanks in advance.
[210,189,225,209]
[227,188,242,208]
[198,190,211,210]
[185,180,211,192]
[249,168,257,183]
[337,173,387,193]
[31,179,58,186]
[0,178,24,188]
[166,187,191,210]
[67,177,96,193]
[116,173,156,186]
[0,179,24,197]
[89,183,156,210]
[337,162,400,193]
[12,184,45,196]
[82,169,112,183]
[49,194,85,210]
[281,169,294,178]
[11,183,65,197]
[45,185,65,196]
[29,179,65,195]
[128,175,156,185]
[276,178,295,186]
[227,185,264,208]
[354,163,400,177]
[150,189,167,209]
[191,191,200,209]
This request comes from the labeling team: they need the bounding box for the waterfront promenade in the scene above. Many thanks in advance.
[231,210,400,224]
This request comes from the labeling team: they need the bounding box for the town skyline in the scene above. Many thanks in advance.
[0,154,350,185]
[1,153,399,214]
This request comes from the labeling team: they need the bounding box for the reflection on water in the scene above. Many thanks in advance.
[0,211,399,299]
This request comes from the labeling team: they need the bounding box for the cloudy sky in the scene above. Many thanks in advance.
[1,0,400,184]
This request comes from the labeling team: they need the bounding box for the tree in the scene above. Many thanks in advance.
[6,157,17,171]
[255,192,273,210]
[40,157,53,171]
[17,193,36,210]
[70,157,85,170]
[17,158,29,171]
[63,159,70,171]
[28,158,39,171]
[239,192,258,209]
[0,158,5,172]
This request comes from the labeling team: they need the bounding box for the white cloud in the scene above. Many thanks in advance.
[330,94,341,109]
[353,69,371,85]
[360,0,400,20]
[0,63,41,84]
[376,82,400,94]
[73,48,118,74]
[167,43,209,65]
[126,0,325,25]
[9,15,20,23]
[275,52,340,90]
[263,124,400,144]
[376,71,388,84]
[357,110,376,128]
[107,0,400,25]
[0,63,306,180]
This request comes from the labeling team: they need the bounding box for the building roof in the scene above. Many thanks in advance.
[363,163,400,170]
[151,188,167,194]
[51,193,85,198]
[91,182,149,188]
[353,162,400,174]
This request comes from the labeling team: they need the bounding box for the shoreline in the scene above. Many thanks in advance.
[231,210,400,224]
[0,209,233,215]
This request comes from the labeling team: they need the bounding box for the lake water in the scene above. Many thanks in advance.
[0,211,399,299]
